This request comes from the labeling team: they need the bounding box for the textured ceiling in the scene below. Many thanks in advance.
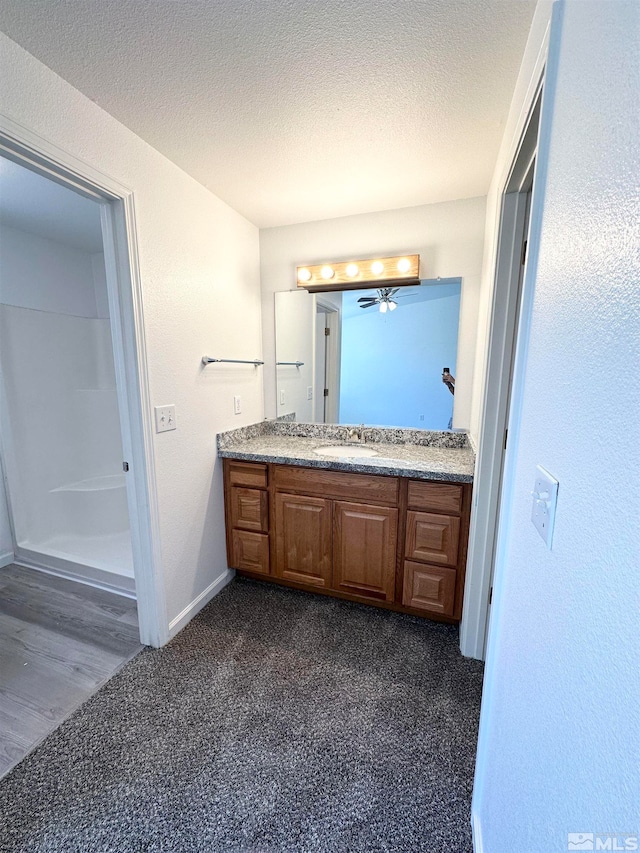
[0,1,536,227]
[0,156,103,252]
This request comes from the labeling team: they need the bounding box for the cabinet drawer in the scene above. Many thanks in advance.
[274,465,398,506]
[227,460,268,489]
[405,510,460,567]
[230,487,268,532]
[231,530,270,575]
[407,480,463,514]
[402,562,456,616]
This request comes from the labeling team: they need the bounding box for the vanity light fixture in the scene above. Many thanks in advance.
[320,265,335,280]
[295,254,420,292]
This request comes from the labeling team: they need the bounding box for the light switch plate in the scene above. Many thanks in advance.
[280,390,285,406]
[307,386,313,400]
[233,396,241,415]
[531,465,559,548]
[154,405,176,433]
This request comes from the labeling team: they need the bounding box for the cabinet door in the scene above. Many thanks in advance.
[402,561,456,616]
[333,501,398,601]
[405,510,460,567]
[275,493,332,587]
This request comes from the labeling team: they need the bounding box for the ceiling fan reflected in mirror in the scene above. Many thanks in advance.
[357,287,406,313]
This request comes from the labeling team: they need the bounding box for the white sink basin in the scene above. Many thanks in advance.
[314,444,378,458]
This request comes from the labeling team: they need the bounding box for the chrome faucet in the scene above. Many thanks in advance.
[347,424,366,443]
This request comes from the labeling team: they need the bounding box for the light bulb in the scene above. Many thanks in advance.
[379,301,388,313]
[397,258,411,273]
[320,265,335,280]
[346,263,359,277]
[388,300,397,311]
[297,267,311,282]
[371,260,384,276]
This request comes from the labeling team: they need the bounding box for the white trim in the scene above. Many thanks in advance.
[471,810,485,853]
[13,551,136,599]
[459,17,551,661]
[0,550,13,569]
[168,569,234,639]
[0,114,168,647]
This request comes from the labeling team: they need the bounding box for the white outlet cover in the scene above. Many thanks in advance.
[307,386,313,400]
[531,465,559,548]
[154,405,176,433]
[234,395,241,415]
[280,390,285,406]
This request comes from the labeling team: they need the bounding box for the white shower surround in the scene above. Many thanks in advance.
[0,221,134,590]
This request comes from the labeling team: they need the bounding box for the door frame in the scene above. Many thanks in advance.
[315,296,341,423]
[0,114,168,647]
[460,24,550,661]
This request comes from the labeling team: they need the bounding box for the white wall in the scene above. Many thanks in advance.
[473,2,640,850]
[260,196,486,430]
[0,33,263,632]
[0,223,98,317]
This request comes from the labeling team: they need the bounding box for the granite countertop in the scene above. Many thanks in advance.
[217,421,475,483]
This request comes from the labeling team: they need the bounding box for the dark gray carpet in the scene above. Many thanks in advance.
[0,577,484,852]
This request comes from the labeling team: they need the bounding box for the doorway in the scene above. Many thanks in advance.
[314,297,341,423]
[0,119,166,648]
[460,87,542,659]
[0,156,134,594]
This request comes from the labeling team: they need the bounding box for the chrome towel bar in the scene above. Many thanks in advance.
[276,361,304,367]
[202,357,264,366]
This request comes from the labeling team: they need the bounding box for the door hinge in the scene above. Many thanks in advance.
[489,587,493,605]
[324,327,330,336]
[123,461,129,472]
[521,239,528,266]
[323,388,329,397]
[504,428,508,450]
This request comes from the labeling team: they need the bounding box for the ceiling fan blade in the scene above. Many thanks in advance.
[357,297,378,303]
[359,302,376,309]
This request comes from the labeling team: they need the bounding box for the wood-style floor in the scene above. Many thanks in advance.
[0,563,142,778]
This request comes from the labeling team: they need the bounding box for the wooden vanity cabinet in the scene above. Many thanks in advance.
[224,461,270,575]
[223,459,470,623]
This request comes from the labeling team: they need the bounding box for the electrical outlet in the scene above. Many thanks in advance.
[307,386,313,400]
[233,396,241,415]
[280,390,285,406]
[419,414,425,421]
[154,405,176,433]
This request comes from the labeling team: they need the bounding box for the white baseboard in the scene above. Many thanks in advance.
[0,550,14,569]
[472,810,484,853]
[168,568,234,640]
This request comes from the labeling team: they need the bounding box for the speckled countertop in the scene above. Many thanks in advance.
[217,421,475,483]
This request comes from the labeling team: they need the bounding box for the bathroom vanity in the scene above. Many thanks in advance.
[218,422,474,623]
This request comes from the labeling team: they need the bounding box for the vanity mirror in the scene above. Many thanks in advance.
[274,277,462,430]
